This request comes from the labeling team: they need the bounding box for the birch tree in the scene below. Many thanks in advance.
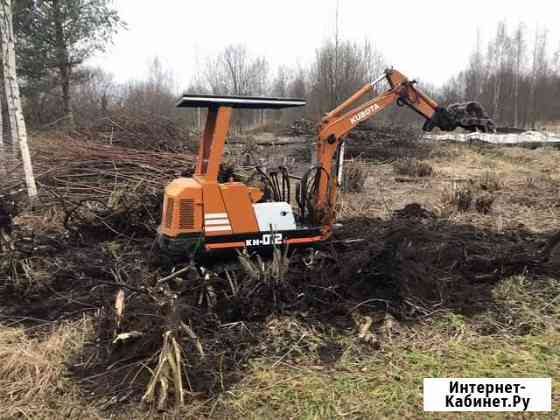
[529,28,548,127]
[512,23,526,127]
[0,39,15,152]
[0,72,4,176]
[0,0,37,197]
[203,45,270,130]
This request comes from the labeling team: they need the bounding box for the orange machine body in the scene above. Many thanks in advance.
[159,175,323,252]
[157,95,322,255]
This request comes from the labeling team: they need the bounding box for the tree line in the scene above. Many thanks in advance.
[442,22,560,129]
[2,1,560,138]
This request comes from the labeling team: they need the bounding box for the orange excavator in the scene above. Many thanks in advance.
[158,68,494,257]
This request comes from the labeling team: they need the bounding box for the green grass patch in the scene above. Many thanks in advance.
[208,275,560,419]
[210,331,558,419]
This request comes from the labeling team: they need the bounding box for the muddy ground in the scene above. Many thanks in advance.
[0,127,559,419]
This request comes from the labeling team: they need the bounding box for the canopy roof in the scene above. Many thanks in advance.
[176,94,306,109]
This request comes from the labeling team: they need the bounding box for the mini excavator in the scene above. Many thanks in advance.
[158,68,494,257]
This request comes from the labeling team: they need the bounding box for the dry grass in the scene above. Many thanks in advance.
[488,275,560,335]
[475,192,495,214]
[341,159,369,193]
[441,179,497,215]
[393,158,433,177]
[478,170,502,192]
[0,319,96,419]
[441,182,474,212]
[210,308,560,419]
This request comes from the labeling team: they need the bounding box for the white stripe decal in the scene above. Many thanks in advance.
[205,213,228,219]
[205,219,230,226]
[205,226,232,232]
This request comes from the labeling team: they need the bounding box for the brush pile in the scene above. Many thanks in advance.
[285,118,426,161]
[286,119,315,136]
[4,136,195,199]
[286,118,421,144]
[348,123,422,143]
[75,110,195,152]
[1,136,196,241]
[345,124,427,161]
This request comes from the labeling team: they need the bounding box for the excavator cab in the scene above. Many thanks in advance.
[157,94,325,257]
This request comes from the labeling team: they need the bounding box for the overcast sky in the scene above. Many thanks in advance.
[89,0,560,91]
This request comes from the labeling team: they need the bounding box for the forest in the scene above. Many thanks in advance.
[5,6,560,139]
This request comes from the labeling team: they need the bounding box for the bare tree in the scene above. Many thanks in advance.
[71,67,115,127]
[487,21,510,122]
[512,23,526,127]
[0,0,37,197]
[203,44,270,130]
[333,0,340,106]
[309,39,386,117]
[272,66,289,97]
[529,27,548,127]
[204,45,269,97]
[442,22,560,129]
[286,67,307,121]
[464,29,485,102]
[119,57,178,119]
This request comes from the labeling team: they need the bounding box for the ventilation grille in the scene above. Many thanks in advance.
[179,199,194,230]
[165,198,174,228]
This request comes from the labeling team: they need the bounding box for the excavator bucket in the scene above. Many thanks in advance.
[384,69,496,133]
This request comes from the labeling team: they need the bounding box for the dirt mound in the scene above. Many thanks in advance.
[393,203,435,219]
[361,205,556,317]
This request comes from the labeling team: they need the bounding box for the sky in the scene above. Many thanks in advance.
[89,0,560,91]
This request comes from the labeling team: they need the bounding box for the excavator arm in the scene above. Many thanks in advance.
[313,68,493,236]
[319,69,438,140]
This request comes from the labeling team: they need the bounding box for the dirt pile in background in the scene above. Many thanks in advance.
[366,211,553,316]
[286,118,427,161]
